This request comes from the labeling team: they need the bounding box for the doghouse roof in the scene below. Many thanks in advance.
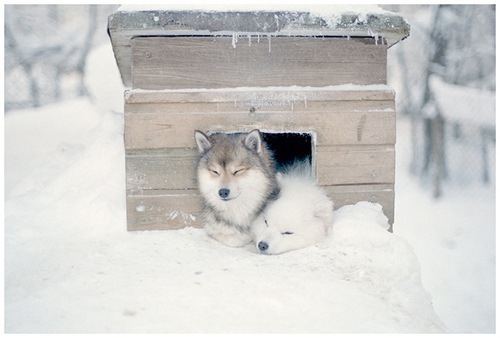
[108,5,410,87]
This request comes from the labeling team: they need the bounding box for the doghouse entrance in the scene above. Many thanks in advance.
[207,130,315,173]
[261,132,315,173]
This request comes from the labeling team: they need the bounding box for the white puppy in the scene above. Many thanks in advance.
[252,164,334,254]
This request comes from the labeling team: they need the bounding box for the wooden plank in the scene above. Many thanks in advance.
[316,145,395,185]
[126,184,394,230]
[324,184,395,225]
[131,37,387,89]
[126,189,204,231]
[125,99,393,114]
[125,87,396,104]
[126,149,199,191]
[124,110,395,150]
[126,145,394,191]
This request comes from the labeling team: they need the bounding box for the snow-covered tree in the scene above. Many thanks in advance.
[388,5,495,197]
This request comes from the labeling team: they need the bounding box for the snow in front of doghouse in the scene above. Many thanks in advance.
[4,98,444,332]
[4,42,495,333]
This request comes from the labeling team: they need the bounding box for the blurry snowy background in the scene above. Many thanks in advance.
[4,5,118,110]
[385,5,495,196]
[4,4,496,333]
[384,6,496,332]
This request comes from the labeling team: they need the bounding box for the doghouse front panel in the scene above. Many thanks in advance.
[130,37,387,90]
[124,88,396,230]
[124,89,395,150]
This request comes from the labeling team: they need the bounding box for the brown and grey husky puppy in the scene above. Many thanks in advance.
[194,130,280,247]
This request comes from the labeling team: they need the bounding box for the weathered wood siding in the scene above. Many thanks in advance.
[131,37,387,90]
[125,87,396,230]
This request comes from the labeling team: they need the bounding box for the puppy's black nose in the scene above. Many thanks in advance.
[218,188,230,199]
[258,241,269,252]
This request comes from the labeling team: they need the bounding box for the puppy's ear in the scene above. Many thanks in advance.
[244,129,263,154]
[194,130,212,153]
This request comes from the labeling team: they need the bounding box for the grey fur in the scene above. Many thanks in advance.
[194,129,280,246]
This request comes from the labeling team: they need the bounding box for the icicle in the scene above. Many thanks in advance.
[257,34,260,43]
[267,34,272,53]
[232,33,237,48]
[247,34,252,47]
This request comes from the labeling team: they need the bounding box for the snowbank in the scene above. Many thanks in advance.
[3,43,444,333]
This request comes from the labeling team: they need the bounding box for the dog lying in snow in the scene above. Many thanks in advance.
[251,163,335,254]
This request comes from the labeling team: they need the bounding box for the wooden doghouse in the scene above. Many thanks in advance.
[108,7,409,231]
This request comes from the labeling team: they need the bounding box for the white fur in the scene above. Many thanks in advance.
[204,221,253,247]
[252,172,334,254]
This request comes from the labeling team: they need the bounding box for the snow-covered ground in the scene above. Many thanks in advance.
[4,44,495,333]
[395,123,496,333]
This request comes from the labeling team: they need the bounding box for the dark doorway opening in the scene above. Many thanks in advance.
[261,132,314,171]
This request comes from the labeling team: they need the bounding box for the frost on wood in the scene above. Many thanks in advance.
[125,85,394,109]
[167,211,197,223]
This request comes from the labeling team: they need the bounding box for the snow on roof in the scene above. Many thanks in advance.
[117,4,389,17]
[429,75,495,127]
[109,5,409,43]
[111,4,408,39]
